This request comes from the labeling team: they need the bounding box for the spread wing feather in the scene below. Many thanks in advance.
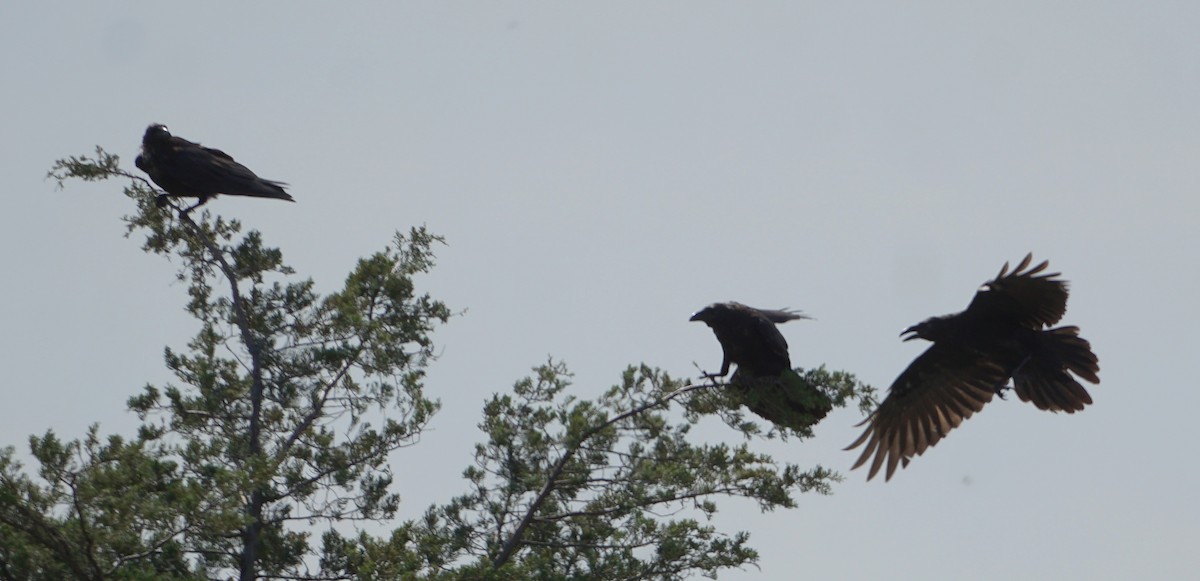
[1012,326,1099,412]
[964,253,1068,329]
[847,343,1011,481]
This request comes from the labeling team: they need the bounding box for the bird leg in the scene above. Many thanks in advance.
[997,355,1033,400]
[693,361,729,385]
[180,196,211,215]
[702,358,732,379]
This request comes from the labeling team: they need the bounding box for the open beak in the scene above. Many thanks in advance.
[900,325,920,341]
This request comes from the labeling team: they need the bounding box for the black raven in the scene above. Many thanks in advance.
[135,124,294,212]
[846,254,1100,481]
[690,302,833,430]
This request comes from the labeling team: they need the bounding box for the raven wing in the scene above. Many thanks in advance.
[963,254,1068,329]
[735,305,795,376]
[160,141,290,199]
[750,306,809,325]
[846,343,1013,481]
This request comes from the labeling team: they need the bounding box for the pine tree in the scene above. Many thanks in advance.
[0,147,875,580]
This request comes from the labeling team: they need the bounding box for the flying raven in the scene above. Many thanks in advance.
[135,124,294,212]
[690,302,833,430]
[846,254,1100,481]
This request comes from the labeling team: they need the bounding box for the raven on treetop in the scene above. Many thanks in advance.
[846,254,1100,481]
[135,124,294,212]
[690,302,832,431]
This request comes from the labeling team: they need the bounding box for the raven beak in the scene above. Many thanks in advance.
[688,312,702,322]
[900,325,919,341]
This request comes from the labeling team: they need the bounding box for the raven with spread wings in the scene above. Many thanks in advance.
[691,302,832,430]
[847,254,1100,481]
[135,124,294,212]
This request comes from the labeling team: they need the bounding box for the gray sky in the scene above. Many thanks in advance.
[3,2,1196,579]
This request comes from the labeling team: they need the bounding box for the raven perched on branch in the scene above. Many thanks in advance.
[847,254,1100,481]
[135,124,294,212]
[690,302,833,431]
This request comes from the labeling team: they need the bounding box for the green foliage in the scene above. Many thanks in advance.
[687,367,877,440]
[0,429,201,580]
[319,361,875,580]
[4,147,880,580]
[9,149,450,579]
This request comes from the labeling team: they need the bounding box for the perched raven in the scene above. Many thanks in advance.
[690,302,833,430]
[846,254,1100,481]
[135,124,294,212]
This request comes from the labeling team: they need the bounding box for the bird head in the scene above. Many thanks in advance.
[901,316,953,342]
[143,124,171,144]
[691,302,747,329]
[900,321,929,342]
[689,304,721,325]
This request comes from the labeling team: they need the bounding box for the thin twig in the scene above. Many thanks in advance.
[490,381,712,570]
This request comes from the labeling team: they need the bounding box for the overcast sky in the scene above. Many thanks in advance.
[2,3,1197,579]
